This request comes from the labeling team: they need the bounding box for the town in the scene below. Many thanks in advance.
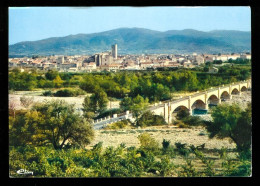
[9,44,251,73]
[8,6,252,179]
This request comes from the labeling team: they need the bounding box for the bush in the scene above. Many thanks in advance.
[105,120,129,129]
[176,109,190,120]
[175,142,190,156]
[138,132,159,152]
[54,88,86,97]
[182,116,204,126]
[174,120,190,128]
[20,96,34,108]
[137,111,167,127]
[42,90,53,96]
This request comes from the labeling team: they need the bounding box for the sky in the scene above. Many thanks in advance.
[9,6,251,45]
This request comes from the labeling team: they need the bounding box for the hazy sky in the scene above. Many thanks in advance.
[9,6,251,45]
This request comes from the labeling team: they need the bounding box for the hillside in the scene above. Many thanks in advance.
[9,28,251,57]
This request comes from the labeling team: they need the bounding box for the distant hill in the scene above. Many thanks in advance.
[9,28,251,57]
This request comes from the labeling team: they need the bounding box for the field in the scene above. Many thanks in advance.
[9,90,120,111]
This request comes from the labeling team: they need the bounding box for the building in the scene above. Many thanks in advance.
[100,64,121,72]
[112,44,118,59]
[57,56,64,65]
[240,54,251,60]
[94,51,114,66]
[194,55,205,65]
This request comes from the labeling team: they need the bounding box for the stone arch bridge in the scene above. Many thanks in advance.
[150,79,251,123]
[93,79,251,129]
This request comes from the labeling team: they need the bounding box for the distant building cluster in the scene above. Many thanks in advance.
[9,44,251,73]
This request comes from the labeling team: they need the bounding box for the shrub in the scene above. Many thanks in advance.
[54,88,86,97]
[20,96,34,108]
[42,90,53,96]
[175,142,190,156]
[162,139,170,150]
[176,109,190,120]
[182,116,203,126]
[174,120,190,128]
[106,120,128,129]
[137,132,159,152]
[137,111,167,127]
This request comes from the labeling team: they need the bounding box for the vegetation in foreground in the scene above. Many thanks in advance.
[9,99,252,177]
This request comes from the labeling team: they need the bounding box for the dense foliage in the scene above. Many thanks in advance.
[206,103,252,152]
[137,111,167,127]
[53,88,86,97]
[9,135,251,177]
[9,100,94,149]
[9,65,250,103]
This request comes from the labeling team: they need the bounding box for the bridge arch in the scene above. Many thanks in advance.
[171,105,189,121]
[220,91,231,101]
[231,88,240,95]
[207,94,220,107]
[191,99,207,110]
[241,86,247,92]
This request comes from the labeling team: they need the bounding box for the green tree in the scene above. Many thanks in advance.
[45,70,59,80]
[137,132,159,152]
[82,96,95,120]
[120,97,132,111]
[129,95,149,122]
[206,103,252,152]
[9,100,94,149]
[53,75,64,88]
[90,90,109,113]
[176,109,190,120]
[137,111,166,127]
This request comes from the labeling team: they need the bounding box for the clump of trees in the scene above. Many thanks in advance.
[206,103,252,153]
[136,111,167,128]
[53,88,86,97]
[174,109,204,127]
[9,67,250,104]
[82,89,109,121]
[9,100,94,149]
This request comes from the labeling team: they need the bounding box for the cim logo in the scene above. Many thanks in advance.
[16,169,33,176]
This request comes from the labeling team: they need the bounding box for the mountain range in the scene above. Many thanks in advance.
[9,27,251,57]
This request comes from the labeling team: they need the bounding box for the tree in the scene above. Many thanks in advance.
[53,75,64,88]
[137,111,167,127]
[120,97,132,111]
[206,103,251,151]
[129,95,149,122]
[20,96,34,108]
[176,109,190,120]
[233,103,252,151]
[45,70,59,80]
[90,90,109,113]
[137,132,159,152]
[9,100,94,149]
[82,96,95,120]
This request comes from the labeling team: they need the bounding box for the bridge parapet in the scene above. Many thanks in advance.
[207,87,219,93]
[191,92,205,98]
